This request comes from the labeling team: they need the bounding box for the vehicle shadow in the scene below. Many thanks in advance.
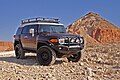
[0,55,65,66]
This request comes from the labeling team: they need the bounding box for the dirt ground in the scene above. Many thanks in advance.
[0,43,120,80]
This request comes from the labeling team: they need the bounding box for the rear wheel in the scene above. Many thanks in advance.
[67,51,81,62]
[15,44,25,59]
[37,46,56,66]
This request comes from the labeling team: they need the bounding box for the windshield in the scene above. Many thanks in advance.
[39,25,66,33]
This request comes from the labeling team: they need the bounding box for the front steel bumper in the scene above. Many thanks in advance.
[52,43,84,55]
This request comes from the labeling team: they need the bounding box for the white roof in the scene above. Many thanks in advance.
[20,22,64,27]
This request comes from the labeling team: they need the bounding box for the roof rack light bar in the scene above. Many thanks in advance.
[21,17,60,24]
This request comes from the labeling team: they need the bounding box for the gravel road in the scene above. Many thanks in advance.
[0,43,120,80]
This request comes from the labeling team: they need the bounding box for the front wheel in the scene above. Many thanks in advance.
[67,51,81,62]
[37,46,56,66]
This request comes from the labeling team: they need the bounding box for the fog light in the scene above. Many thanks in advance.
[59,38,65,44]
[59,47,62,50]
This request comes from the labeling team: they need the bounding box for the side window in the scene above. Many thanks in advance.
[16,28,22,35]
[22,25,37,34]
[22,26,29,33]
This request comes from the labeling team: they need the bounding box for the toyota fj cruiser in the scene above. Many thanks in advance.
[14,17,84,66]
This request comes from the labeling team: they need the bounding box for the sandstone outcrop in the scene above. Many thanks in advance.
[91,28,120,43]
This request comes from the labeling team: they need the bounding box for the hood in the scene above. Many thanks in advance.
[49,33,79,38]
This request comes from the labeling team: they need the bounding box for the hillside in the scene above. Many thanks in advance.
[67,12,120,44]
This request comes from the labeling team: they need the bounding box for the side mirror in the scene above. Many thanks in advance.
[13,35,16,38]
[29,28,34,37]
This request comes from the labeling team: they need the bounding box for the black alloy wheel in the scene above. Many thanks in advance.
[37,46,56,66]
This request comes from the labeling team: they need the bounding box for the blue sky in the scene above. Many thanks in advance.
[0,0,120,41]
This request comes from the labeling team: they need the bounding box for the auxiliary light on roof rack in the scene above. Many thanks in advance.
[21,17,60,24]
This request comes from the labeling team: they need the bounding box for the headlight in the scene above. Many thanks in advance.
[59,38,65,44]
[76,38,80,43]
[80,37,84,43]
[71,38,75,43]
[70,37,80,43]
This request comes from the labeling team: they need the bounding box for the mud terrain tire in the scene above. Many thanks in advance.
[15,44,25,59]
[37,46,56,66]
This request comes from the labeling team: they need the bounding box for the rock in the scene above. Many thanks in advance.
[87,68,93,77]
[96,58,102,63]
[87,76,93,80]
[79,62,84,66]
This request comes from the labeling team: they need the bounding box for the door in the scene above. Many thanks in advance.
[28,25,38,50]
[21,25,38,49]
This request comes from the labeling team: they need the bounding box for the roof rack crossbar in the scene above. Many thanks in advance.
[21,17,60,24]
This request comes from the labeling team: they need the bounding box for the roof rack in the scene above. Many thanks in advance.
[21,17,60,24]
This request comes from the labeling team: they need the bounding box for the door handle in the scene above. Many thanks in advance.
[24,36,28,39]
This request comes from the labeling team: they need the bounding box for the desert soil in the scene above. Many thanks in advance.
[0,43,120,80]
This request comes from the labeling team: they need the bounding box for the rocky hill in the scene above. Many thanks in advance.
[67,12,120,44]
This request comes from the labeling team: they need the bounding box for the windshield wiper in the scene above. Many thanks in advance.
[59,32,65,33]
